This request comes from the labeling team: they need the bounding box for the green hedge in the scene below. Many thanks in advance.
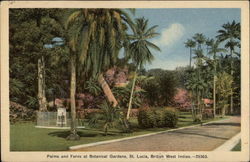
[138,107,178,128]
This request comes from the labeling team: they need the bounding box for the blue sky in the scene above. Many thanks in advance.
[132,8,240,70]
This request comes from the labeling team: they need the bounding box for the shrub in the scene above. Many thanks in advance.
[138,107,179,128]
[88,101,121,136]
[9,101,36,123]
[173,88,192,111]
[137,108,157,128]
[162,107,179,127]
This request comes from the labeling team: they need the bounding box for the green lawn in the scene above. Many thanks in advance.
[231,140,241,151]
[10,112,226,151]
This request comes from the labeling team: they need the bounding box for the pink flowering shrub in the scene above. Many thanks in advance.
[173,88,191,111]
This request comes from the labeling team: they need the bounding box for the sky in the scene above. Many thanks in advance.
[132,8,240,70]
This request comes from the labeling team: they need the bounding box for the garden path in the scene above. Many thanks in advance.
[74,116,240,151]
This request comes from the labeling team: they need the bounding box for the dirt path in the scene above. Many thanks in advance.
[74,116,240,151]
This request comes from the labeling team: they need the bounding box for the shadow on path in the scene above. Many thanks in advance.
[206,122,241,127]
[168,130,229,140]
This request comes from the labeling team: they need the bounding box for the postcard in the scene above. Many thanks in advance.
[1,1,249,162]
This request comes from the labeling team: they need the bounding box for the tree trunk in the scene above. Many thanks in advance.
[67,54,80,140]
[98,73,118,107]
[213,75,216,118]
[221,103,226,117]
[190,91,196,120]
[213,53,216,118]
[126,68,138,120]
[230,49,234,114]
[189,47,192,67]
[38,56,47,111]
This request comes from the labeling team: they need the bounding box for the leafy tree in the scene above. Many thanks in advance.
[9,9,64,111]
[216,72,233,117]
[142,70,178,107]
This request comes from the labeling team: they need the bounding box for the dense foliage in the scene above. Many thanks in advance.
[142,69,178,106]
[10,9,67,110]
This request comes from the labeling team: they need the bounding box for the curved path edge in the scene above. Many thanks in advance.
[213,132,241,151]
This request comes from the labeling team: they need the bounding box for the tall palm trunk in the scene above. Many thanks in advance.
[189,47,192,67]
[126,67,138,120]
[190,91,196,120]
[230,49,234,115]
[38,56,47,111]
[221,100,226,117]
[213,53,217,118]
[213,76,216,118]
[67,54,80,140]
[98,73,118,107]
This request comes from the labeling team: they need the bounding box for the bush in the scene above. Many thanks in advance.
[137,108,157,128]
[162,107,179,127]
[9,101,36,123]
[173,88,192,111]
[138,107,179,128]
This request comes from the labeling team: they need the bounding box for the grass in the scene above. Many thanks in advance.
[231,140,241,151]
[10,112,226,151]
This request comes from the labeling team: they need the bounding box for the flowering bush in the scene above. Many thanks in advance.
[173,88,191,111]
[10,101,36,123]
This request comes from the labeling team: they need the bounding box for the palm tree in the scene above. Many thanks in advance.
[185,70,207,122]
[126,17,160,120]
[205,38,214,55]
[64,9,94,140]
[192,49,207,122]
[216,20,240,114]
[193,33,206,50]
[208,40,227,118]
[70,9,134,107]
[65,9,133,139]
[185,39,196,67]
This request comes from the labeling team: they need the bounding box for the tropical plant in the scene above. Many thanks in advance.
[88,101,121,136]
[85,78,102,96]
[113,81,145,107]
[126,17,160,119]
